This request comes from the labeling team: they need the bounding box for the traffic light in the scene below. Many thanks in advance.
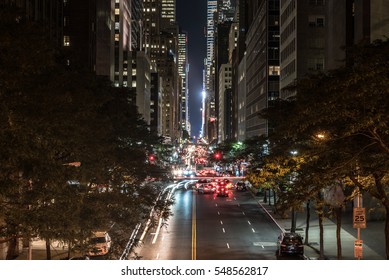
[149,154,155,162]
[214,153,221,160]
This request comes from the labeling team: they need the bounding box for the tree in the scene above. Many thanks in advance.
[259,39,389,259]
[0,6,171,259]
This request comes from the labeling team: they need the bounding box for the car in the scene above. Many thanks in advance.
[86,231,112,257]
[198,182,215,194]
[235,181,247,191]
[195,179,211,191]
[69,255,90,260]
[223,179,233,188]
[215,185,229,197]
[277,232,304,257]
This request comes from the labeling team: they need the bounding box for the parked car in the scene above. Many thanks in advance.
[69,255,90,260]
[277,232,304,257]
[86,231,112,257]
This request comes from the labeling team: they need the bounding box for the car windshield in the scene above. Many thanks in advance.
[283,236,302,245]
[91,237,106,244]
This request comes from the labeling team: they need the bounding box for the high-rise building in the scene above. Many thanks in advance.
[161,0,176,23]
[112,0,132,88]
[204,0,237,143]
[131,51,152,124]
[279,0,327,100]
[143,0,180,141]
[245,0,280,138]
[131,0,144,51]
[205,1,218,97]
[218,64,233,142]
[178,31,190,136]
[231,0,248,141]
[215,21,233,142]
[354,0,389,44]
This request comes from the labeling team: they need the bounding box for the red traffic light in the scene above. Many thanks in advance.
[149,154,155,161]
[215,153,221,159]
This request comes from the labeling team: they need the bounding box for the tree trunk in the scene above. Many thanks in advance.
[335,206,342,259]
[68,240,71,259]
[318,209,324,259]
[316,192,325,259]
[273,192,277,213]
[291,207,296,233]
[304,200,310,245]
[5,237,17,260]
[268,189,272,206]
[45,239,51,260]
[384,202,389,260]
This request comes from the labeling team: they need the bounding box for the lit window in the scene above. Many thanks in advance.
[115,8,120,15]
[269,66,280,76]
[132,81,136,87]
[63,35,70,46]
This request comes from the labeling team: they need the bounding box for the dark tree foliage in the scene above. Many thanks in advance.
[0,6,170,259]
[257,39,389,259]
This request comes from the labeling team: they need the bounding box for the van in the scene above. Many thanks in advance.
[87,231,112,257]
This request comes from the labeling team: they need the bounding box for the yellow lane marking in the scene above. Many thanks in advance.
[192,191,196,260]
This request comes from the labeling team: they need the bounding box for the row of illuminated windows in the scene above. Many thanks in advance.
[144,8,157,12]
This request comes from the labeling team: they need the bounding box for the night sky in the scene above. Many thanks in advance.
[176,0,207,138]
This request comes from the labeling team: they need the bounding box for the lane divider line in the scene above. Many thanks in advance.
[192,190,196,260]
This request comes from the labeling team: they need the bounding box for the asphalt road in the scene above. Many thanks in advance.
[134,179,285,260]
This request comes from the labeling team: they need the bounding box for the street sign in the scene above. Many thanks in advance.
[353,207,366,228]
[354,239,363,259]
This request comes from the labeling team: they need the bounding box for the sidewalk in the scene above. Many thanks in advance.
[253,191,386,260]
[14,239,70,260]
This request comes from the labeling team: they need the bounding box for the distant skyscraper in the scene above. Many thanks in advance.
[205,0,218,97]
[218,64,232,142]
[161,0,176,22]
[178,32,190,134]
[112,0,132,88]
[203,0,218,142]
[143,0,180,141]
